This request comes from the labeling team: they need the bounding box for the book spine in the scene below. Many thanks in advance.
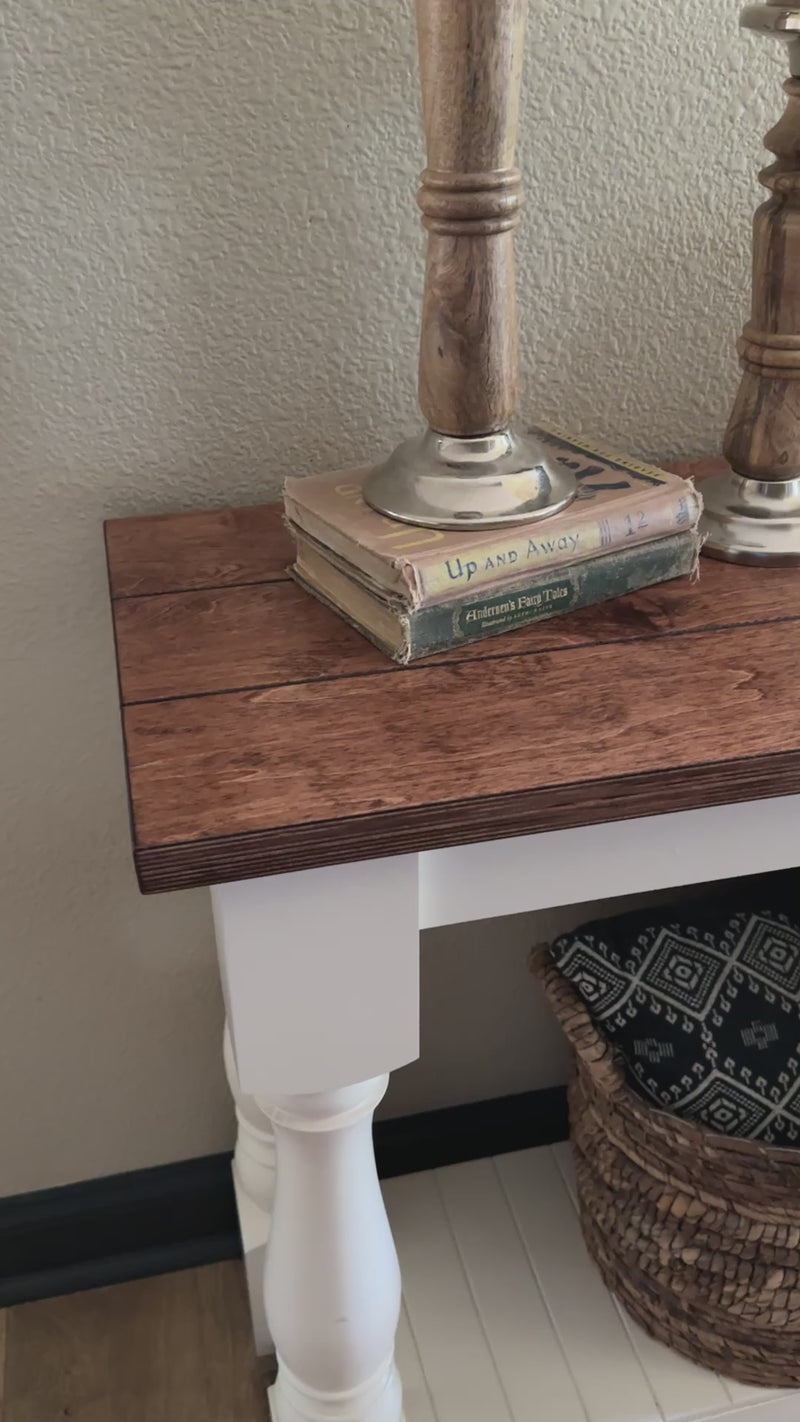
[399,533,698,662]
[413,483,702,605]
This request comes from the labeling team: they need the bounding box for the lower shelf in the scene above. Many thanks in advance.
[383,1144,796,1422]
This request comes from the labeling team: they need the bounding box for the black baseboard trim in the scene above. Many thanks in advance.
[374,1084,568,1178]
[0,1085,567,1308]
[0,1152,241,1309]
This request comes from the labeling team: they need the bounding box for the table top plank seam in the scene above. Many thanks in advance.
[116,609,800,708]
[110,573,293,603]
[102,503,294,599]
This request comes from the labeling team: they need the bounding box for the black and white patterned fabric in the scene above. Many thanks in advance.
[551,890,800,1144]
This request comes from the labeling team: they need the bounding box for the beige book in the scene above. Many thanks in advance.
[283,425,702,610]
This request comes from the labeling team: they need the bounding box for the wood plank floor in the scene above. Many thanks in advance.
[0,1260,269,1422]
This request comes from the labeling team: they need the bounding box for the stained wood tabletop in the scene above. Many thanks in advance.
[104,460,800,893]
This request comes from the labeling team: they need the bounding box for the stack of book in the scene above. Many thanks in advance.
[284,427,703,664]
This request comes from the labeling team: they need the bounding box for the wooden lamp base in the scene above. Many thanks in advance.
[703,3,800,564]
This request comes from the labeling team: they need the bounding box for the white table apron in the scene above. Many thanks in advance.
[212,794,800,1422]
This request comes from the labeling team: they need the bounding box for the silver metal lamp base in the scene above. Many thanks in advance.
[363,428,577,530]
[700,466,800,565]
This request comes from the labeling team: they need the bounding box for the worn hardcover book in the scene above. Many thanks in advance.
[283,426,702,609]
[291,528,699,664]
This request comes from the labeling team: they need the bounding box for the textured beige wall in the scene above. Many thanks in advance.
[1,0,779,1194]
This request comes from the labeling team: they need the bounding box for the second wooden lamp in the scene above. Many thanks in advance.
[702,2,800,564]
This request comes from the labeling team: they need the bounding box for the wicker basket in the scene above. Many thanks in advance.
[531,942,800,1389]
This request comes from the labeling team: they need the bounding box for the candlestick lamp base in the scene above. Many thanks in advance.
[700,466,800,565]
[363,427,577,530]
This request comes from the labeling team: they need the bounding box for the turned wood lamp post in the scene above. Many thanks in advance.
[702,2,800,563]
[363,0,576,529]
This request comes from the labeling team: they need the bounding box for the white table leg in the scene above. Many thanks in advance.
[223,1020,276,1356]
[212,853,419,1422]
[261,1076,402,1422]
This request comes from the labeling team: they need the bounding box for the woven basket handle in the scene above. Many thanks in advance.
[530,943,627,1097]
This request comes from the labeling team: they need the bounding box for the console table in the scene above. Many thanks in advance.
[105,458,800,1422]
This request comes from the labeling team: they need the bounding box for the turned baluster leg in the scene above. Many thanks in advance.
[212,855,419,1422]
[223,1021,276,1356]
[260,1078,402,1422]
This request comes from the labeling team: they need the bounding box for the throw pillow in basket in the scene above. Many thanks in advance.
[550,891,800,1144]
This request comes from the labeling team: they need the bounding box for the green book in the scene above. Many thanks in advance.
[291,528,699,664]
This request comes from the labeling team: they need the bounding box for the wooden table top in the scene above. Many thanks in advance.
[105,459,800,893]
